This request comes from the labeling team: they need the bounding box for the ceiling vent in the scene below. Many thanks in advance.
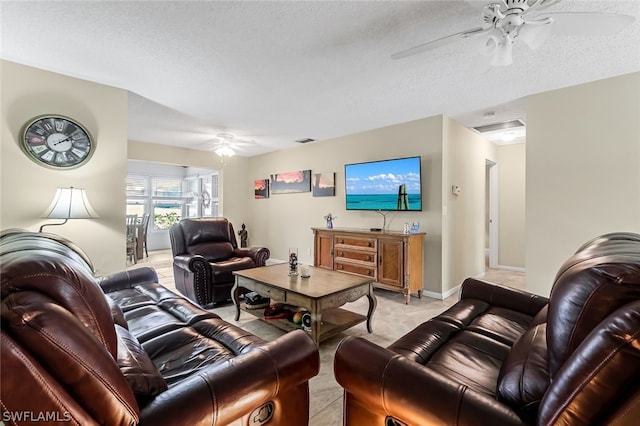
[295,138,315,144]
[472,119,525,134]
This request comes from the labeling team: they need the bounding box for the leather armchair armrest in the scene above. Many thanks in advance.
[139,330,319,426]
[98,267,159,293]
[334,336,526,426]
[173,253,209,272]
[460,278,549,317]
[234,247,270,267]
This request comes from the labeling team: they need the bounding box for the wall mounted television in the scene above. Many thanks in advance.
[345,156,422,211]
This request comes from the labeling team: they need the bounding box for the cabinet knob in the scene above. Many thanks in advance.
[367,270,371,276]
[367,256,371,261]
[338,264,343,270]
[367,242,372,247]
[339,251,343,257]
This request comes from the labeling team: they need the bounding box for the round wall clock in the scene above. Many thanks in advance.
[21,115,95,169]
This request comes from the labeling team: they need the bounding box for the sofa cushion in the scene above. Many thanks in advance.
[426,330,510,396]
[142,318,266,386]
[210,256,256,283]
[115,324,168,401]
[124,305,187,343]
[192,241,234,262]
[107,283,180,312]
[468,306,533,346]
[497,323,549,415]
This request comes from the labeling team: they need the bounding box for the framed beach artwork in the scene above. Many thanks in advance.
[270,170,311,194]
[312,172,336,197]
[254,179,269,199]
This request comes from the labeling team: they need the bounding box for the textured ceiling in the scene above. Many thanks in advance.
[2,0,639,155]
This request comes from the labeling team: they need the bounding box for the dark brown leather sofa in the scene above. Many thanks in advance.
[334,232,640,426]
[169,218,270,307]
[1,230,318,426]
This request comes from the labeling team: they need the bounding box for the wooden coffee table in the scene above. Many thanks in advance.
[232,263,377,345]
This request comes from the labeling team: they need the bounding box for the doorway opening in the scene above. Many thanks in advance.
[486,159,498,270]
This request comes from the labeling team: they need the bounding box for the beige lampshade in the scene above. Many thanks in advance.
[43,187,99,219]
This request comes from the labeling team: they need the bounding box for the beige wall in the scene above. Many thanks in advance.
[1,60,128,275]
[497,143,526,269]
[526,72,640,296]
[246,116,445,294]
[442,117,497,293]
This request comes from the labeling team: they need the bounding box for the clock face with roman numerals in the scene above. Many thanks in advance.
[21,115,94,169]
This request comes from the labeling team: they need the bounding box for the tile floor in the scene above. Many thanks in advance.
[129,250,525,426]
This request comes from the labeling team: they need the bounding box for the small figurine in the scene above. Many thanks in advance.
[289,249,298,275]
[323,213,336,229]
[238,223,248,248]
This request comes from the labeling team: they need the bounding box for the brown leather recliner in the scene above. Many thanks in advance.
[334,232,640,425]
[1,230,318,426]
[169,218,270,307]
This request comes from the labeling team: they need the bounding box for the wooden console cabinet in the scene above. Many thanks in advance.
[312,227,425,304]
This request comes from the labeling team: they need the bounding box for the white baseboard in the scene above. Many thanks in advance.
[422,284,461,301]
[495,264,526,273]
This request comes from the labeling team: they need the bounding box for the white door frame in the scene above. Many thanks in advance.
[486,160,499,269]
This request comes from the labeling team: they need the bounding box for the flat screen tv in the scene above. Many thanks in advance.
[345,156,422,211]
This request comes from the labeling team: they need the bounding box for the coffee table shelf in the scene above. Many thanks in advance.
[243,306,367,343]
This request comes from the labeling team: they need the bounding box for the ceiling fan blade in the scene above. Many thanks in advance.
[518,18,553,50]
[545,12,635,36]
[527,0,563,13]
[391,27,488,59]
[233,138,257,147]
[468,28,503,56]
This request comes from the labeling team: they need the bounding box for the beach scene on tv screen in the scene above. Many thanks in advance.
[345,157,422,211]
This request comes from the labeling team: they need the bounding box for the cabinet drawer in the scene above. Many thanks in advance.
[334,235,377,250]
[334,261,376,279]
[334,249,376,265]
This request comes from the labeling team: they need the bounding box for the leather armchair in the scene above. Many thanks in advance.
[334,232,640,425]
[169,218,270,307]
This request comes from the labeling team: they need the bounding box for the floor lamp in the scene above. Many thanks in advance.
[39,187,99,233]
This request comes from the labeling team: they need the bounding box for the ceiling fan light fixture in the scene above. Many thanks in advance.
[215,145,235,157]
[491,39,514,66]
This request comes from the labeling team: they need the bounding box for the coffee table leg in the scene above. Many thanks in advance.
[366,284,377,334]
[310,310,321,346]
[232,280,241,321]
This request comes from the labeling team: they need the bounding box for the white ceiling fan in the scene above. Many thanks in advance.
[204,133,257,158]
[391,0,635,67]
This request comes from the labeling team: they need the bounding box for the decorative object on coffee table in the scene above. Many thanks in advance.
[289,247,298,275]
